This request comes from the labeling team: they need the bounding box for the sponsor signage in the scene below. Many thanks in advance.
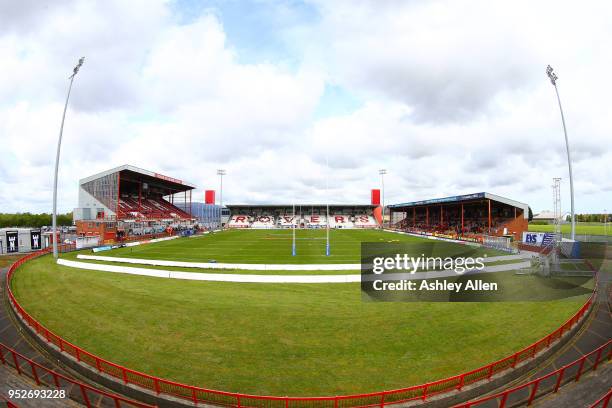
[6,231,18,253]
[522,232,554,246]
[30,230,41,250]
[93,245,113,253]
[371,189,381,206]
[205,190,215,204]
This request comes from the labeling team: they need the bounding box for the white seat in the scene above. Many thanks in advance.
[228,215,251,228]
[354,214,378,228]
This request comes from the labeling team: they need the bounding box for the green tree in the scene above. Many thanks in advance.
[0,212,73,228]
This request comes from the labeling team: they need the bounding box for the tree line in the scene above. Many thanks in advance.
[0,213,73,228]
[566,213,611,223]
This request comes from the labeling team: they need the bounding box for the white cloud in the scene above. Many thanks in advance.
[0,0,610,215]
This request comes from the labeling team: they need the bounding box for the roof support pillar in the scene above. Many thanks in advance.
[488,199,491,234]
[461,203,464,235]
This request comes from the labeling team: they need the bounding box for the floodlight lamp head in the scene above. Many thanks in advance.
[70,57,85,78]
[546,65,557,85]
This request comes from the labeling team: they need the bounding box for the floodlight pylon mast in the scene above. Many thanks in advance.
[53,57,84,259]
[546,65,575,240]
[217,169,226,207]
[379,169,387,228]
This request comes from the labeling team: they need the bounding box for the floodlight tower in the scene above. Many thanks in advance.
[379,169,387,228]
[52,57,85,259]
[546,65,576,240]
[217,169,226,207]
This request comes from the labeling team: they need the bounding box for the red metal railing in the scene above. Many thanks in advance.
[0,343,155,408]
[591,387,612,408]
[453,339,611,407]
[0,393,19,408]
[5,249,597,408]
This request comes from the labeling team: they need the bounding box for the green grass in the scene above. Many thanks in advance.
[12,254,589,396]
[0,254,23,268]
[528,222,611,236]
[96,229,503,264]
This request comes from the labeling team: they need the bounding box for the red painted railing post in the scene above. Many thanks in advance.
[487,364,494,379]
[122,367,128,384]
[76,348,81,362]
[334,396,338,408]
[458,374,465,390]
[511,353,519,368]
[593,348,603,370]
[113,397,121,408]
[285,397,289,408]
[12,351,21,375]
[553,368,565,392]
[380,391,385,407]
[52,372,61,388]
[499,392,509,408]
[575,357,586,381]
[237,395,241,408]
[602,391,612,408]
[80,384,92,408]
[192,387,197,405]
[154,378,160,395]
[527,380,540,405]
[30,362,40,385]
[96,358,101,372]
[0,346,5,364]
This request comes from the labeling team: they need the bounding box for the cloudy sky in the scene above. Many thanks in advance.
[1,0,611,214]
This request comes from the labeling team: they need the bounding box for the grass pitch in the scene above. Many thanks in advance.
[528,222,610,236]
[99,229,503,264]
[10,229,590,396]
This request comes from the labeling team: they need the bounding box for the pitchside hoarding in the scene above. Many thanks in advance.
[522,232,554,246]
[30,230,41,250]
[6,231,18,253]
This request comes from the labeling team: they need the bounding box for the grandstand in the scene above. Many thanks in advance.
[73,165,196,242]
[226,204,380,229]
[388,192,528,241]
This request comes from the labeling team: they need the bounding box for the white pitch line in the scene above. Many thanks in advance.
[59,259,531,284]
[76,253,525,271]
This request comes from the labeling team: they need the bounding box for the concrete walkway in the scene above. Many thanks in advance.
[0,265,84,407]
[467,259,611,408]
[530,266,612,408]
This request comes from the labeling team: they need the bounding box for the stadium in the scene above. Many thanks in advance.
[2,164,608,408]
